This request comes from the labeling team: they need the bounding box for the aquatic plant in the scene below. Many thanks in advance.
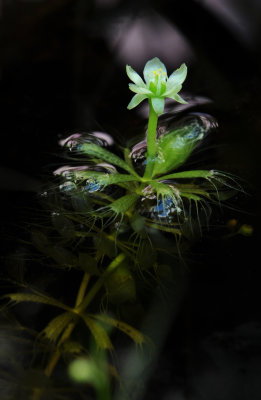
[1,58,240,400]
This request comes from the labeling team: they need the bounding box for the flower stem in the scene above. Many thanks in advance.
[144,100,158,179]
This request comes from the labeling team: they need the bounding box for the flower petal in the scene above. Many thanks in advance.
[126,65,146,87]
[143,57,167,85]
[168,93,188,104]
[129,83,152,95]
[165,63,187,95]
[127,94,147,109]
[151,97,165,115]
[164,84,182,97]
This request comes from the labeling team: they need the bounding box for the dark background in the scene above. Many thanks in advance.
[1,1,261,399]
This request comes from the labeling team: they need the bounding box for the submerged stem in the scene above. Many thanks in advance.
[76,252,126,314]
[144,100,158,179]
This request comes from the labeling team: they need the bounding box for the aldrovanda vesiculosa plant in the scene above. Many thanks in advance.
[2,57,239,400]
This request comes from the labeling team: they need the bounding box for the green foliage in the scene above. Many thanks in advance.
[81,315,113,350]
[41,312,75,343]
[152,123,205,176]
[78,142,139,177]
[4,291,71,312]
[0,57,241,400]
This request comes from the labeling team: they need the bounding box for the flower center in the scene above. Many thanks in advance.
[149,69,167,96]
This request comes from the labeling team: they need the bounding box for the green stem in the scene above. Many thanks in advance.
[76,252,126,314]
[144,100,158,179]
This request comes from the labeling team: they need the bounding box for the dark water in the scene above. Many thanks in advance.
[1,1,261,399]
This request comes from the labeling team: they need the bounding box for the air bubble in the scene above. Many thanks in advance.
[59,181,77,192]
[129,111,217,175]
[157,112,218,142]
[84,180,101,193]
[59,131,114,151]
[139,195,182,224]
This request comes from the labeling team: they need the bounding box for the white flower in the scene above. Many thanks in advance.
[126,57,187,115]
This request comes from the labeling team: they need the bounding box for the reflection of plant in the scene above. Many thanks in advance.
[1,58,239,399]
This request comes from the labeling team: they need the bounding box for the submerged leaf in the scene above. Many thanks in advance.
[81,314,113,350]
[93,314,146,345]
[71,192,93,212]
[41,312,75,343]
[31,230,78,268]
[3,292,71,312]
[46,246,78,268]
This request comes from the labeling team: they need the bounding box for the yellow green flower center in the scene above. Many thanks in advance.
[150,69,167,96]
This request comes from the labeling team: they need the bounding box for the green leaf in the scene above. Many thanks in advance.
[159,170,212,180]
[41,312,74,343]
[31,230,78,268]
[107,193,139,215]
[79,143,139,177]
[3,292,71,312]
[152,124,205,177]
[71,192,93,212]
[93,314,146,345]
[81,314,113,350]
[73,170,141,186]
[46,246,78,268]
[147,222,182,236]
